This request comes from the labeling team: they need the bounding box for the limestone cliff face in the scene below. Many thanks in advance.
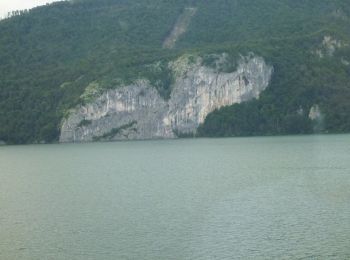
[59,54,273,142]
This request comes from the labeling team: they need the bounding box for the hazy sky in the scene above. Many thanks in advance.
[0,0,59,18]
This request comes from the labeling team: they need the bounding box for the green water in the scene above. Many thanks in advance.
[1,135,350,259]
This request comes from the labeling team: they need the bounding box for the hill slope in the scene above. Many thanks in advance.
[0,0,350,143]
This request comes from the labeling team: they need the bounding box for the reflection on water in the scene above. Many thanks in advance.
[0,135,349,259]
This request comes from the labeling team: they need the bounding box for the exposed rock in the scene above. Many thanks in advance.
[60,81,170,142]
[60,54,273,143]
[313,35,344,58]
[309,104,324,132]
[323,36,343,56]
[309,104,322,121]
[163,7,197,49]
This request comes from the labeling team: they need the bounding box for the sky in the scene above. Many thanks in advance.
[0,0,59,18]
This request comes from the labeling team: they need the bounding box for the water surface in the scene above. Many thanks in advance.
[1,135,350,259]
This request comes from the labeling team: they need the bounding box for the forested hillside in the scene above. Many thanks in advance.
[0,0,350,143]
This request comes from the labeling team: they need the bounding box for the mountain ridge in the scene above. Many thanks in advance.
[0,0,350,144]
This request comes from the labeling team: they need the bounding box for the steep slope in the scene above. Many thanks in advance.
[60,54,272,142]
[0,0,350,143]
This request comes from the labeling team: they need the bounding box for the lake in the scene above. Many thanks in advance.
[1,135,350,259]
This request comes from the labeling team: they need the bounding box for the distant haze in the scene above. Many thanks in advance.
[0,0,60,18]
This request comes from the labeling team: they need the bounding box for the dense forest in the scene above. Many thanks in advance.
[0,0,350,143]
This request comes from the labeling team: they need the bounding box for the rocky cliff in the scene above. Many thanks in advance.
[59,54,273,142]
